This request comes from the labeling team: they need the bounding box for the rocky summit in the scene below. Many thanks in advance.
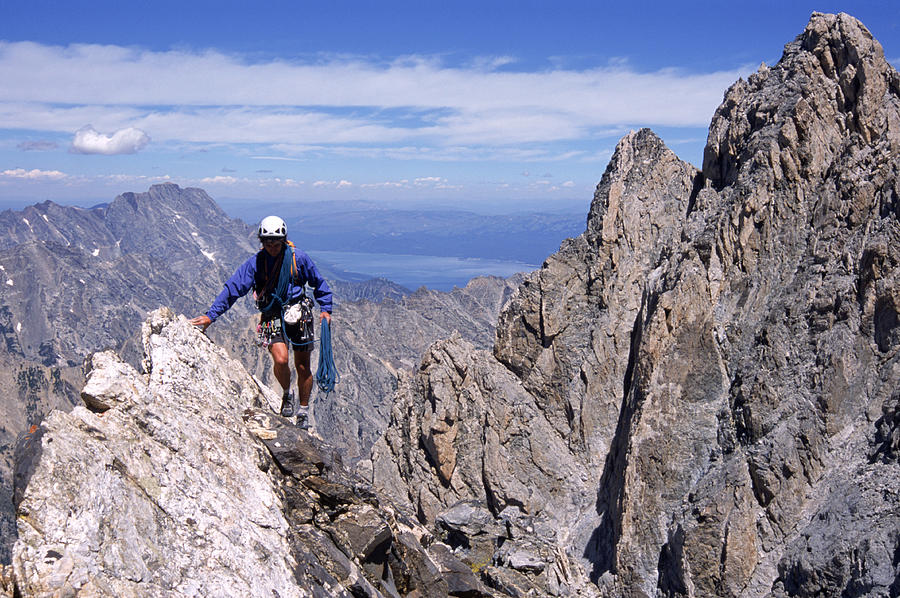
[209,275,522,465]
[368,12,900,597]
[4,11,900,598]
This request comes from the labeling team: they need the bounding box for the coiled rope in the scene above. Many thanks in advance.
[315,317,338,396]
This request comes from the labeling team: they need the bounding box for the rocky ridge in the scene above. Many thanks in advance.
[0,183,259,565]
[2,309,501,597]
[367,13,900,597]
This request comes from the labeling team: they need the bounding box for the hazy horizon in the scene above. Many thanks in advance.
[0,187,592,217]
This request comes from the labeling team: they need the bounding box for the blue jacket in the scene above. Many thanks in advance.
[206,245,333,322]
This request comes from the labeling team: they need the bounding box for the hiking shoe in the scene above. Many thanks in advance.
[279,392,295,418]
[296,406,309,430]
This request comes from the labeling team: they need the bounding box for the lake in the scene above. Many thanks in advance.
[307,250,539,292]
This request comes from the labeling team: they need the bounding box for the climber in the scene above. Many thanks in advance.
[190,215,332,429]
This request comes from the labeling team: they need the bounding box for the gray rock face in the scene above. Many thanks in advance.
[3,309,483,597]
[368,12,900,597]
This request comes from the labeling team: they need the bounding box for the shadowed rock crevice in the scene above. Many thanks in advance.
[874,295,900,352]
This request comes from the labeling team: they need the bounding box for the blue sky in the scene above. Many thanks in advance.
[0,1,898,209]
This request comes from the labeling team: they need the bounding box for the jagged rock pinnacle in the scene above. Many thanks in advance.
[369,12,900,597]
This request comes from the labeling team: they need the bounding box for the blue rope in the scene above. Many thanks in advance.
[257,245,294,314]
[315,317,338,396]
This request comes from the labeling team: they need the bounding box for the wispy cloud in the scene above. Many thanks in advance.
[312,179,354,188]
[0,41,747,153]
[358,176,463,191]
[18,140,57,151]
[1,167,66,179]
[268,142,590,163]
[199,175,243,185]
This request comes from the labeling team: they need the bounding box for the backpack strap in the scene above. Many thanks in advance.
[286,240,299,282]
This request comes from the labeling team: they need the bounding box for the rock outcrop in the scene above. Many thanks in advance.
[0,183,260,565]
[368,12,900,597]
[3,309,499,597]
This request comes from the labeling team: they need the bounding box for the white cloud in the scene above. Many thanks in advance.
[270,143,588,164]
[99,173,170,184]
[0,102,144,134]
[199,175,242,185]
[0,42,742,124]
[357,176,463,191]
[270,177,303,187]
[1,167,66,179]
[414,176,445,185]
[250,155,305,162]
[71,125,150,155]
[360,181,409,189]
[0,41,749,151]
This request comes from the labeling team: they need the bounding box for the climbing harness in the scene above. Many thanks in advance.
[315,317,338,396]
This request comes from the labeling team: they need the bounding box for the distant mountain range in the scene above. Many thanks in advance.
[219,197,588,265]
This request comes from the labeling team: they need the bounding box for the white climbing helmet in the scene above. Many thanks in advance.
[258,215,287,239]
